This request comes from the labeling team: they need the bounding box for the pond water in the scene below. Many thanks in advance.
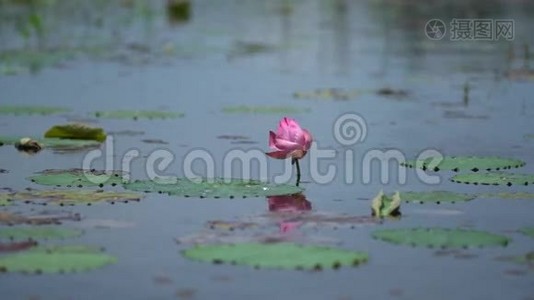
[1,0,534,299]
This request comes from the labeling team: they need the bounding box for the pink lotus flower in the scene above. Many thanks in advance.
[266,117,312,160]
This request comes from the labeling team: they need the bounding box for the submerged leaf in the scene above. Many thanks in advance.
[0,210,80,225]
[293,88,362,101]
[93,110,184,120]
[3,190,142,206]
[0,245,116,274]
[401,191,475,204]
[0,105,70,116]
[182,243,368,270]
[222,105,310,114]
[28,169,124,187]
[0,226,83,241]
[372,228,509,249]
[519,228,534,238]
[451,172,534,186]
[123,178,303,198]
[44,123,107,142]
[0,241,38,253]
[401,156,525,172]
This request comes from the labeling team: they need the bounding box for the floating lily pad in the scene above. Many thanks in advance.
[0,245,116,274]
[28,169,124,187]
[0,105,70,116]
[93,110,184,120]
[451,172,534,186]
[3,190,142,206]
[371,190,401,217]
[0,227,83,241]
[123,178,302,198]
[293,88,362,101]
[372,228,509,249]
[0,241,38,253]
[222,105,310,114]
[182,243,368,270]
[401,156,525,172]
[480,192,534,199]
[519,228,534,238]
[0,211,80,226]
[376,87,409,98]
[401,191,476,204]
[206,220,258,231]
[44,123,107,142]
[0,135,101,151]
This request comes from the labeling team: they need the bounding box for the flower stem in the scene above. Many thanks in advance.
[293,158,301,187]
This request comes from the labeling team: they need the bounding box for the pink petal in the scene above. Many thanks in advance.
[268,131,279,150]
[273,137,301,151]
[277,117,301,141]
[302,129,313,151]
[266,150,291,159]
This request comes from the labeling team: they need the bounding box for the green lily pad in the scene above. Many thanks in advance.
[28,169,124,187]
[123,178,303,198]
[182,243,368,270]
[519,228,534,238]
[3,190,142,206]
[0,105,70,116]
[401,191,476,204]
[371,190,401,217]
[222,105,310,114]
[0,227,83,241]
[93,110,184,120]
[372,228,510,249]
[0,211,80,226]
[0,136,101,151]
[293,88,363,101]
[0,245,116,274]
[450,172,534,186]
[480,192,534,200]
[44,123,107,142]
[401,156,525,172]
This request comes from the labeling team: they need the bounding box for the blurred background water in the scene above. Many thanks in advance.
[0,0,533,299]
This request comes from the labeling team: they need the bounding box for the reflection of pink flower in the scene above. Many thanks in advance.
[280,221,301,233]
[266,117,313,160]
[267,193,312,213]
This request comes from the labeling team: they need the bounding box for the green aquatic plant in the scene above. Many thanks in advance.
[44,123,107,142]
[2,190,142,206]
[480,192,534,200]
[401,191,476,204]
[0,105,70,116]
[222,105,310,114]
[28,169,124,187]
[182,243,368,270]
[372,228,510,249]
[123,178,303,198]
[451,172,534,186]
[519,228,534,238]
[0,245,116,274]
[371,190,401,217]
[0,227,83,241]
[293,88,362,101]
[0,135,101,152]
[93,110,184,120]
[401,156,525,172]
